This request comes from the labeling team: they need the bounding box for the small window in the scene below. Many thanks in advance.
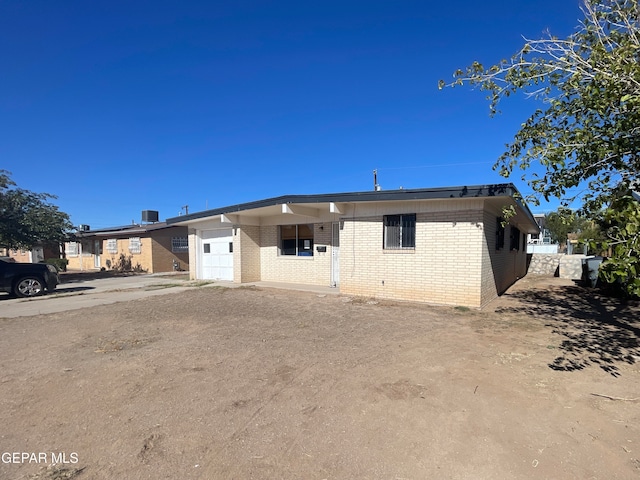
[383,214,416,249]
[496,218,505,250]
[510,226,521,251]
[280,224,314,256]
[106,239,118,254]
[129,237,142,254]
[203,243,210,254]
[171,237,189,253]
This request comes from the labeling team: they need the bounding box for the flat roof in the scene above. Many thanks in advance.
[166,183,537,227]
[76,222,180,237]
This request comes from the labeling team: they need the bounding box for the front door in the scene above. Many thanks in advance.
[32,247,44,263]
[94,240,101,268]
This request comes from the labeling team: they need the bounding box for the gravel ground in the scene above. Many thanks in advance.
[0,275,639,479]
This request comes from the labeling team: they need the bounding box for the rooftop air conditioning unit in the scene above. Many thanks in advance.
[142,210,159,223]
[79,224,90,231]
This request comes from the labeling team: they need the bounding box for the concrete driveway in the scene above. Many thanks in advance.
[0,272,338,318]
[0,272,206,318]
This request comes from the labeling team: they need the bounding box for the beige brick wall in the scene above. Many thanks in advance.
[339,209,485,307]
[234,225,261,283]
[65,240,104,271]
[480,211,499,306]
[102,237,152,271]
[65,254,94,271]
[188,229,198,280]
[480,209,529,307]
[6,249,32,263]
[259,223,333,285]
[66,238,149,271]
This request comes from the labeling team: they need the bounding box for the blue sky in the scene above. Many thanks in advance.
[1,0,584,228]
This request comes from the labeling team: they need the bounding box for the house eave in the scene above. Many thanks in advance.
[167,183,537,229]
[74,222,181,238]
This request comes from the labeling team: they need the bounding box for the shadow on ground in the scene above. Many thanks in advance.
[0,286,95,301]
[496,283,640,377]
[53,286,96,294]
[59,271,143,283]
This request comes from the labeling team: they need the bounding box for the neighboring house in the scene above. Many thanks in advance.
[527,213,559,254]
[3,244,61,264]
[527,214,553,245]
[64,223,189,273]
[166,183,539,308]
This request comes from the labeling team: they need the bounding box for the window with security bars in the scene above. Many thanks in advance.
[171,237,189,253]
[510,226,521,251]
[128,237,142,254]
[65,242,79,256]
[106,239,118,254]
[383,214,416,249]
[496,217,505,250]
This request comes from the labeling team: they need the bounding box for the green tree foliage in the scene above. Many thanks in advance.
[545,207,580,244]
[595,194,640,296]
[440,0,640,295]
[0,170,73,250]
[576,219,605,253]
[545,207,604,251]
[439,0,639,213]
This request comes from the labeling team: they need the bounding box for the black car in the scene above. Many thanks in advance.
[0,258,59,297]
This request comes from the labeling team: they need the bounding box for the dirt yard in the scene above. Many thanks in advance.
[1,276,639,479]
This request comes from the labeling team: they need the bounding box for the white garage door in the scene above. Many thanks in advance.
[200,229,234,280]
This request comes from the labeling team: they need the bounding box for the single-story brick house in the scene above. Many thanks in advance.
[166,183,539,308]
[3,243,61,264]
[64,223,189,273]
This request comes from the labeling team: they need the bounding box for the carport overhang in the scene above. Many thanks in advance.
[167,201,345,228]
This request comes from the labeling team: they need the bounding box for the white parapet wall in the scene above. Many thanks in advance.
[527,243,559,254]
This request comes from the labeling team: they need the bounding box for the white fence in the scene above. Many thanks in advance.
[527,244,559,254]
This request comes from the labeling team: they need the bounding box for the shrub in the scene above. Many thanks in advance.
[111,253,147,273]
[44,258,69,272]
[112,253,132,272]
